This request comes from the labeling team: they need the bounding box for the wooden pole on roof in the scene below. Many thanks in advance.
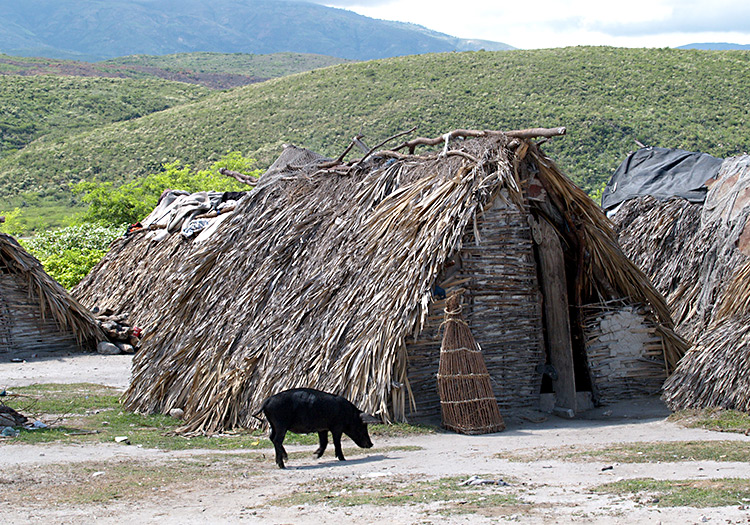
[392,127,566,154]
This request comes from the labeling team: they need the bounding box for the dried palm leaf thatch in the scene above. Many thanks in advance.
[611,155,750,412]
[662,259,750,412]
[0,233,103,353]
[662,318,750,412]
[437,291,505,434]
[527,144,687,371]
[715,259,750,322]
[72,129,682,434]
[612,156,750,344]
[612,196,747,343]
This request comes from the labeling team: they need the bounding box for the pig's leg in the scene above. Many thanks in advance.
[314,431,328,458]
[270,425,289,468]
[331,429,346,461]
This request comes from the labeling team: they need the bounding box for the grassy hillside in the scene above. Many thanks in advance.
[103,52,352,78]
[2,47,749,207]
[0,75,209,158]
[0,52,351,89]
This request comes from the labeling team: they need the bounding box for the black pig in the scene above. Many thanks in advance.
[258,388,377,468]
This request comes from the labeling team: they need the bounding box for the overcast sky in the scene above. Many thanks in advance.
[310,0,750,49]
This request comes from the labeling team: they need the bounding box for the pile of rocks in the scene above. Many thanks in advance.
[93,309,141,355]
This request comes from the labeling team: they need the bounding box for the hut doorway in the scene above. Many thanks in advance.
[530,214,593,416]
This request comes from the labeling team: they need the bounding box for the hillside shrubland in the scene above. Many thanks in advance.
[0,75,209,158]
[2,46,749,209]
[102,52,351,79]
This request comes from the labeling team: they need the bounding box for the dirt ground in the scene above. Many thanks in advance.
[2,354,750,524]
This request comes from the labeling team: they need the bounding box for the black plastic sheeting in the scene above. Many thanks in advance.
[601,147,723,211]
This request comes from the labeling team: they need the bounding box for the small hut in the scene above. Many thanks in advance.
[609,152,750,412]
[74,128,684,433]
[0,233,103,358]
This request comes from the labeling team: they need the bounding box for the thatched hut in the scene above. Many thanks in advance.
[609,153,750,412]
[74,128,684,433]
[0,233,103,357]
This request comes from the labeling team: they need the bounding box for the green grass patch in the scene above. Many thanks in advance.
[1,383,432,451]
[369,422,438,437]
[271,475,524,515]
[669,409,750,434]
[595,478,750,508]
[497,440,750,463]
[3,383,123,415]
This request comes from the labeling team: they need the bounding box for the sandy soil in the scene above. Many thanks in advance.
[1,353,750,524]
[2,353,133,390]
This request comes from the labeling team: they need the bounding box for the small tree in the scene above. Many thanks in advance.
[73,151,260,227]
[20,223,122,288]
[0,208,25,236]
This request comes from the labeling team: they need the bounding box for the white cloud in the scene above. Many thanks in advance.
[312,0,750,48]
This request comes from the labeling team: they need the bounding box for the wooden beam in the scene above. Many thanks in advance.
[392,127,566,154]
[530,215,577,415]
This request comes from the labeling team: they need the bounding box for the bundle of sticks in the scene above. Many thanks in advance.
[437,291,505,434]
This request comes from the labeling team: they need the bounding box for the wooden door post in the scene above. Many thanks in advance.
[530,215,577,415]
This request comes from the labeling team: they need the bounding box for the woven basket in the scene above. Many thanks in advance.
[437,291,505,434]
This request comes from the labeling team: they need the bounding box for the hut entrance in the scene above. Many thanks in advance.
[529,213,593,416]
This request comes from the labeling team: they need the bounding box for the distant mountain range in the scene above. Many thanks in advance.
[0,0,513,61]
[678,43,750,50]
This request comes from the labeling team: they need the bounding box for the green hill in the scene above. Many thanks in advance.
[2,47,749,210]
[102,52,352,80]
[0,75,209,158]
[0,52,352,90]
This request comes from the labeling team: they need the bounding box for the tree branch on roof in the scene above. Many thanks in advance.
[219,167,259,185]
[353,126,418,167]
[393,127,567,154]
[318,127,420,172]
[315,127,560,176]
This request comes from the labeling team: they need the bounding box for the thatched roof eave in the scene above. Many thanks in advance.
[0,233,104,345]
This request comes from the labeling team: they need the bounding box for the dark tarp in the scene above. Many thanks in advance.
[602,147,723,212]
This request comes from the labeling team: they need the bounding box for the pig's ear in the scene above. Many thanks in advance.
[360,412,380,424]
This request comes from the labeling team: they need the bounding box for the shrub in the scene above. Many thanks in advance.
[21,223,122,288]
[73,151,259,227]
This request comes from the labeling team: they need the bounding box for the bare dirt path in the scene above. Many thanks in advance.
[2,353,750,524]
[1,353,133,390]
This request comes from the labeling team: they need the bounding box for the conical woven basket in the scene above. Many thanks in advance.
[437,291,505,434]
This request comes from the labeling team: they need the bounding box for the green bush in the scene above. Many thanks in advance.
[21,223,122,288]
[39,248,110,289]
[0,208,24,236]
[73,151,259,227]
